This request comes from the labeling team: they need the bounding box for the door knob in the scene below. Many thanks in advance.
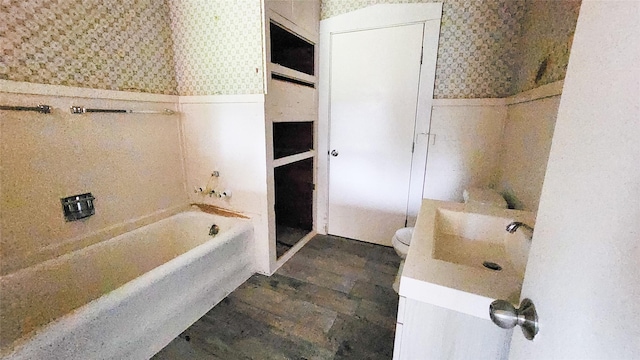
[489,298,539,340]
[330,150,339,157]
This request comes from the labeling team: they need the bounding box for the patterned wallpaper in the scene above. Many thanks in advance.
[0,0,178,94]
[1,0,578,97]
[321,0,580,98]
[322,0,525,98]
[512,0,581,94]
[436,0,525,98]
[167,0,264,96]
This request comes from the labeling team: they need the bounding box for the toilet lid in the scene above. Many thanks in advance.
[395,227,414,245]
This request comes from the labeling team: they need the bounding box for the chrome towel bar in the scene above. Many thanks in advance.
[0,104,52,114]
[70,106,175,115]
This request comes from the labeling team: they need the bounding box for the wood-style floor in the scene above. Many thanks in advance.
[152,234,401,360]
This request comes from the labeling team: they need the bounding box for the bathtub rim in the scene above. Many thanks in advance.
[1,209,249,279]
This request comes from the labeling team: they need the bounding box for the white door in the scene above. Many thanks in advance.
[508,1,640,358]
[327,24,424,245]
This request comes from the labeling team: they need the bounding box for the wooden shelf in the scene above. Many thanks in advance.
[273,150,315,168]
[269,63,316,85]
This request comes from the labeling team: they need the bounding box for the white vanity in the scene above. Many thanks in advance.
[393,199,535,359]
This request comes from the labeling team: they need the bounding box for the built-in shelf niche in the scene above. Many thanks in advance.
[270,22,314,76]
[273,121,314,159]
[275,158,313,258]
[266,3,319,269]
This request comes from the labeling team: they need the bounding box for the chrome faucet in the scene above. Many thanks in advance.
[506,221,534,233]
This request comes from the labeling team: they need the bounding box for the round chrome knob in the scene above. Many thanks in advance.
[489,300,519,329]
[330,150,339,157]
[489,298,539,340]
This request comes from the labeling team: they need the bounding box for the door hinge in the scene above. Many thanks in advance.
[404,219,408,227]
[411,142,415,153]
[420,51,423,65]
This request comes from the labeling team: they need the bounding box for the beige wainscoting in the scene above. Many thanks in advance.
[0,81,187,275]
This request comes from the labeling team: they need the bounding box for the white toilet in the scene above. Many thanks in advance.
[392,226,413,259]
[391,227,413,293]
[392,187,507,293]
[462,187,508,209]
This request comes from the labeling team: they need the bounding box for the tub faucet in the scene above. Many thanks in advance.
[209,224,219,236]
[506,221,534,234]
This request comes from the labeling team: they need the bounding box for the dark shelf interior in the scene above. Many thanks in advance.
[275,158,313,258]
[273,121,314,159]
[270,22,314,76]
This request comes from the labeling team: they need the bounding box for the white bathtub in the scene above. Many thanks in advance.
[0,210,254,359]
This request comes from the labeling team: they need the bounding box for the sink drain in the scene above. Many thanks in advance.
[483,261,502,271]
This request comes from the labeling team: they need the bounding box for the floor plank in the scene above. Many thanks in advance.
[152,234,400,360]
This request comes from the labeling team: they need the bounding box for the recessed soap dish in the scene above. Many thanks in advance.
[61,193,95,221]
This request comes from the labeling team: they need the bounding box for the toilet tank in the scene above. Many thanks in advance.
[463,188,508,208]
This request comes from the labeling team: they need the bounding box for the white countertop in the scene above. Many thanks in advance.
[399,199,535,320]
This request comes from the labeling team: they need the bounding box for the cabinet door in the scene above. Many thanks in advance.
[266,0,293,20]
[292,0,319,35]
[267,0,319,36]
[398,298,511,359]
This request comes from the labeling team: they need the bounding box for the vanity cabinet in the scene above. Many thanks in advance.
[394,296,512,359]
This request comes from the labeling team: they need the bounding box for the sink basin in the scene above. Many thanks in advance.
[433,209,526,277]
[399,199,535,320]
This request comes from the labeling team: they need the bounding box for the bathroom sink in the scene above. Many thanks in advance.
[399,199,535,320]
[433,209,523,277]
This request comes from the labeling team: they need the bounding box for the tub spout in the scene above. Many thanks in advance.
[506,221,534,234]
[209,224,219,236]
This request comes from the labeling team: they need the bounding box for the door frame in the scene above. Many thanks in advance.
[317,3,443,234]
